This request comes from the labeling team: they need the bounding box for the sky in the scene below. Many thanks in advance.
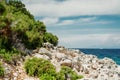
[22,0,120,48]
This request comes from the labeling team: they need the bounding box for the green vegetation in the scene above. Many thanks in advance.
[0,0,58,62]
[0,0,58,49]
[0,1,83,79]
[24,58,83,80]
[24,57,56,79]
[40,73,56,80]
[0,2,6,15]
[0,62,4,77]
[43,32,58,46]
[57,66,83,80]
[0,48,20,64]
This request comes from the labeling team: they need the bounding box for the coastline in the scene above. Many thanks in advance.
[1,43,120,80]
[77,48,120,65]
[32,44,120,80]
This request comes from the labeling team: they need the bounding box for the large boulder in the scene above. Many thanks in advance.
[60,59,72,68]
[34,53,50,60]
[43,42,54,49]
[38,48,52,58]
[54,52,67,61]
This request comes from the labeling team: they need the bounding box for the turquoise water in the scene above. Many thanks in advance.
[78,49,120,65]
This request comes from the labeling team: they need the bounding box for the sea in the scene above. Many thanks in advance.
[77,49,120,65]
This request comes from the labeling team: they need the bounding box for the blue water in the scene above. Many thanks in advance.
[78,49,120,65]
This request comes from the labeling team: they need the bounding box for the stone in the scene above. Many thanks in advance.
[34,53,50,60]
[24,77,39,80]
[55,52,67,61]
[92,64,98,70]
[3,78,9,80]
[38,48,52,58]
[43,42,54,49]
[13,72,18,77]
[13,77,17,80]
[84,68,89,74]
[32,49,39,53]
[1,44,120,80]
[60,59,72,67]
[39,48,50,53]
[89,71,98,79]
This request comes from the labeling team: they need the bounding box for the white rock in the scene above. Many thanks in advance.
[62,59,72,64]
[13,72,18,77]
[3,78,9,80]
[89,71,98,79]
[117,66,120,72]
[55,52,66,60]
[24,77,39,80]
[92,64,98,70]
[38,48,51,54]
[60,59,72,67]
[38,48,52,58]
[13,77,17,80]
[34,53,50,60]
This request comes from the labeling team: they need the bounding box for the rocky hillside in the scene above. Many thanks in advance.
[0,0,58,70]
[0,43,120,80]
[31,43,120,80]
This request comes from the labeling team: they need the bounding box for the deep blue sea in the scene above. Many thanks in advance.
[77,49,120,65]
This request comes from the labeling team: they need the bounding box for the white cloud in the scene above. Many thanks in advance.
[58,20,75,25]
[78,17,97,23]
[58,17,97,25]
[41,16,111,26]
[21,0,120,48]
[22,0,120,17]
[58,34,120,48]
[41,17,59,25]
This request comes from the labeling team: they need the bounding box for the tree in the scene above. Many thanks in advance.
[43,32,58,46]
[0,3,6,15]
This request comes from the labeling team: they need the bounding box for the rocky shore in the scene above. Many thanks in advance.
[1,43,120,80]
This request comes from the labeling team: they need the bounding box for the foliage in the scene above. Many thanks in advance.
[7,0,58,49]
[0,0,58,52]
[56,66,83,80]
[0,3,6,15]
[0,62,4,77]
[0,48,20,63]
[8,0,34,19]
[40,73,56,80]
[24,57,56,78]
[0,35,12,50]
[24,58,83,80]
[43,32,58,46]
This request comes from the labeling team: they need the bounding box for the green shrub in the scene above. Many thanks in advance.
[43,32,58,46]
[0,48,20,64]
[40,73,56,80]
[0,3,6,15]
[0,0,58,51]
[0,62,4,77]
[24,57,56,78]
[56,66,83,80]
[24,58,83,80]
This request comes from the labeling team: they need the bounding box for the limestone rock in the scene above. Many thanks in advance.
[38,48,52,58]
[55,52,67,61]
[60,59,72,67]
[34,53,50,60]
[1,46,120,80]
